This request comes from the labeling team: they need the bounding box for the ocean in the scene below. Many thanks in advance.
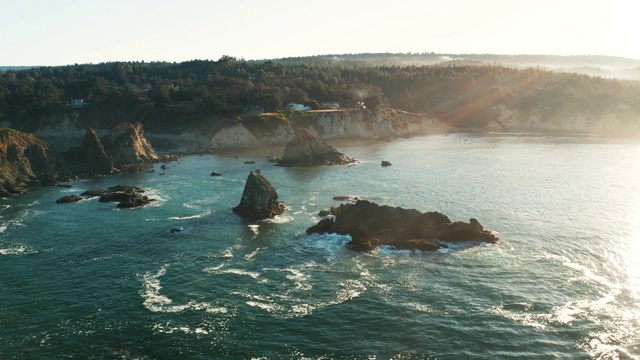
[1,133,640,359]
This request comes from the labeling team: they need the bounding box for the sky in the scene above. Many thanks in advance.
[1,0,638,66]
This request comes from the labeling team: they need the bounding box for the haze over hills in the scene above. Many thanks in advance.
[266,53,640,81]
[2,52,640,142]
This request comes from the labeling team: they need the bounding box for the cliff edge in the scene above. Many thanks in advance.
[0,128,60,196]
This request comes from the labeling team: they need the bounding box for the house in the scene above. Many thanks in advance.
[321,102,339,109]
[286,102,311,111]
[68,98,86,108]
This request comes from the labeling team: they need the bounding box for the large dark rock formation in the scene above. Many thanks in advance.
[65,123,163,174]
[306,200,499,252]
[76,128,113,173]
[233,170,284,219]
[278,129,352,167]
[100,123,159,167]
[0,128,60,197]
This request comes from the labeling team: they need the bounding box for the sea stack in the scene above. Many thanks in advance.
[233,170,285,219]
[77,128,113,173]
[278,129,352,167]
[100,122,159,167]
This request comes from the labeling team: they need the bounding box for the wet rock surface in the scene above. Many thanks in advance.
[306,200,498,252]
[233,170,284,219]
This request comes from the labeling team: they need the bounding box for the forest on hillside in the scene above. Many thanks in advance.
[2,54,640,132]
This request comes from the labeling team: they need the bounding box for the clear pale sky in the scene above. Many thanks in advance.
[1,0,638,66]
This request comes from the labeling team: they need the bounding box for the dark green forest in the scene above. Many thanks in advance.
[2,54,640,132]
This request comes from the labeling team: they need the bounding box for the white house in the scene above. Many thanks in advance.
[69,99,85,108]
[287,102,311,111]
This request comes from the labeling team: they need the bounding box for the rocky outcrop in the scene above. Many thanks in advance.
[55,195,83,204]
[278,129,352,166]
[77,128,113,173]
[306,200,498,252]
[0,128,60,196]
[101,123,158,166]
[95,185,154,208]
[233,170,284,219]
[64,123,161,174]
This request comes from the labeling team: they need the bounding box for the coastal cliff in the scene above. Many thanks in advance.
[208,109,449,149]
[1,123,165,196]
[0,128,59,195]
[483,105,640,135]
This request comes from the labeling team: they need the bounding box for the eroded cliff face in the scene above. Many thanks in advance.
[33,112,86,137]
[485,106,640,135]
[101,123,158,166]
[208,110,449,149]
[312,109,448,139]
[0,128,59,194]
[210,124,259,149]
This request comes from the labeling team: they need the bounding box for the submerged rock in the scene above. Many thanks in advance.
[56,195,83,204]
[278,129,352,167]
[306,200,498,252]
[333,195,359,202]
[233,169,284,219]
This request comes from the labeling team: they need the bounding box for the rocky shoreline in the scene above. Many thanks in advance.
[0,123,177,198]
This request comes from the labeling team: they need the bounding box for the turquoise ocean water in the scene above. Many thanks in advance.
[1,133,640,359]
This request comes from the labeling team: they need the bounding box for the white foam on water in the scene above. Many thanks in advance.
[324,280,366,306]
[203,264,225,272]
[152,322,222,336]
[168,211,211,220]
[218,247,234,259]
[305,233,351,255]
[244,247,262,261]
[290,303,315,316]
[182,203,199,209]
[204,267,261,279]
[246,301,284,313]
[488,304,549,330]
[403,302,432,313]
[0,245,32,255]
[263,215,294,224]
[248,224,260,235]
[264,267,312,291]
[140,265,227,314]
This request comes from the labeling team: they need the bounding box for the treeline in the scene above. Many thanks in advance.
[2,55,640,130]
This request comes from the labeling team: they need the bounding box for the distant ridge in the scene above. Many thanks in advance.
[0,66,39,72]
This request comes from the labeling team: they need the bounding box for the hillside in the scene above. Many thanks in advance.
[1,53,640,138]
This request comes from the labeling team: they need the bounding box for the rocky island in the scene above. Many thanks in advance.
[306,200,499,252]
